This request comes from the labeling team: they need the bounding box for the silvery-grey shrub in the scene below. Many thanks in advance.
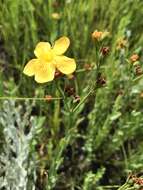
[0,101,44,190]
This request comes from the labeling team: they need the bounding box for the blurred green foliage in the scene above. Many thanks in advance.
[0,0,143,189]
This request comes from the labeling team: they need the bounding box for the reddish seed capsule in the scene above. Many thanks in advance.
[54,70,63,78]
[64,86,75,96]
[131,175,143,185]
[84,64,92,71]
[135,65,142,75]
[45,95,53,102]
[97,75,106,86]
[101,47,110,56]
[73,95,80,103]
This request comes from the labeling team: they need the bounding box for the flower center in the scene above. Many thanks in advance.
[44,50,54,62]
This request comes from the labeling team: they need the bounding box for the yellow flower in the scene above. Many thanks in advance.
[51,13,61,20]
[92,30,103,40]
[23,36,76,83]
[92,30,109,41]
[116,38,127,49]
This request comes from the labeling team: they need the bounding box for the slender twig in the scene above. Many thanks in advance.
[99,185,120,189]
[56,82,71,112]
[0,96,62,101]
[132,74,143,82]
[117,183,130,190]
[72,88,94,113]
[75,67,96,73]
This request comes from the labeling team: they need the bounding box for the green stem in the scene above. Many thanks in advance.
[75,67,96,73]
[122,145,128,171]
[99,185,120,189]
[56,82,71,112]
[117,183,130,190]
[72,88,94,113]
[72,42,102,113]
[0,96,62,101]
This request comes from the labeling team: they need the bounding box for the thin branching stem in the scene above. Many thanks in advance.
[0,96,62,101]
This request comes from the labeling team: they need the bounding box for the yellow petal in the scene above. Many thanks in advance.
[34,42,51,60]
[53,36,70,55]
[23,59,38,76]
[55,56,76,74]
[34,61,55,83]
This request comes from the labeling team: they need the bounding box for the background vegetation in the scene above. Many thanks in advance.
[0,0,143,189]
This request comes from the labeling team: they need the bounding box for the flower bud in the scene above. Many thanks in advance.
[130,54,139,63]
[51,13,61,20]
[92,30,109,41]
